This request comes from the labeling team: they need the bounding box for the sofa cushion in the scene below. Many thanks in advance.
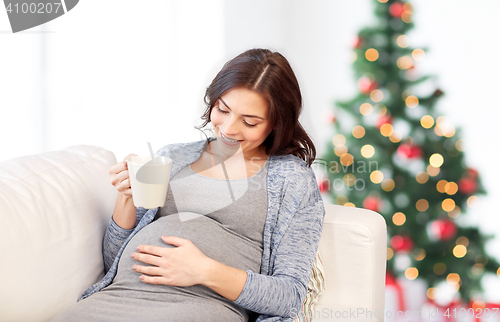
[294,250,326,322]
[0,145,117,322]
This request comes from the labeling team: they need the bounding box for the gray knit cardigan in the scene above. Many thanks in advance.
[78,138,325,322]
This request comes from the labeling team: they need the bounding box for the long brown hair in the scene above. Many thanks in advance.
[196,48,316,166]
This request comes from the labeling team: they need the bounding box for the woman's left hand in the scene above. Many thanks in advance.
[130,235,212,287]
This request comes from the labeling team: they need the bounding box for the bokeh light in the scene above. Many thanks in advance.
[334,145,348,156]
[434,116,456,138]
[405,267,419,280]
[397,35,410,48]
[389,130,403,143]
[471,264,484,276]
[397,56,413,69]
[370,170,384,184]
[387,247,394,260]
[401,11,412,23]
[393,212,406,225]
[361,145,375,158]
[442,198,456,212]
[352,125,366,139]
[447,273,460,285]
[343,173,356,186]
[370,89,384,102]
[348,51,357,63]
[456,237,469,247]
[332,134,346,146]
[340,153,354,166]
[405,95,419,108]
[335,195,348,205]
[430,153,444,167]
[382,178,395,191]
[472,301,486,312]
[413,249,426,261]
[433,263,446,275]
[427,165,440,176]
[445,182,458,195]
[365,48,379,62]
[467,195,479,208]
[421,115,434,129]
[412,49,425,61]
[427,287,437,299]
[416,199,429,212]
[437,180,448,193]
[380,123,394,136]
[416,171,429,184]
[448,206,461,219]
[453,245,467,258]
[360,103,374,116]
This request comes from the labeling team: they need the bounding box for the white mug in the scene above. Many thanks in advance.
[127,155,173,209]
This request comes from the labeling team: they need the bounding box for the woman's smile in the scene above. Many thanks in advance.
[219,130,242,145]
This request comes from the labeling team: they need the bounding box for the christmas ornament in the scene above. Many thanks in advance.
[458,177,477,195]
[390,235,414,253]
[397,143,423,159]
[376,114,393,129]
[363,196,381,212]
[318,179,330,193]
[466,168,479,179]
[358,76,378,94]
[353,36,364,49]
[430,219,457,241]
[432,88,444,98]
[389,2,405,18]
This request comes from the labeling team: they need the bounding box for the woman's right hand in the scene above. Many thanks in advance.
[109,153,137,199]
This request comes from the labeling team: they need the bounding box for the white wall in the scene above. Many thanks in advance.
[1,0,225,162]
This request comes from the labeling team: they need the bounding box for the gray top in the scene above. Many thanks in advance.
[50,157,269,322]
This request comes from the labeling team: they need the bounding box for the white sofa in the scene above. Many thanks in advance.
[0,145,387,322]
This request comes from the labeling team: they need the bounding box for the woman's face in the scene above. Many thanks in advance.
[210,87,274,159]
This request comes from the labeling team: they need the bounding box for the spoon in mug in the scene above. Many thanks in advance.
[147,142,155,163]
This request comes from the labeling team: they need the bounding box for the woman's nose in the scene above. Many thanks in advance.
[223,116,239,135]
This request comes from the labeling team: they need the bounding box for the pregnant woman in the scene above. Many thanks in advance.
[50,48,325,322]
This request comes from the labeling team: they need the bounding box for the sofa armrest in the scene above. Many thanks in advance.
[0,145,117,322]
[313,204,387,322]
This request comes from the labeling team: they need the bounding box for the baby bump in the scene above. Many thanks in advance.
[111,213,262,293]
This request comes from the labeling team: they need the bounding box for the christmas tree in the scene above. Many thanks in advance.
[320,0,498,303]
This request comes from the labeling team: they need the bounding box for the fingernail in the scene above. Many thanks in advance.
[132,265,137,270]
[130,253,135,258]
[136,246,141,251]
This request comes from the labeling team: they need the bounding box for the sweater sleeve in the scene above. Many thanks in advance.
[102,146,170,273]
[102,206,149,273]
[233,175,325,318]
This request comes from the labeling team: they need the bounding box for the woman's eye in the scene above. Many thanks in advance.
[217,106,257,127]
[217,106,229,114]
